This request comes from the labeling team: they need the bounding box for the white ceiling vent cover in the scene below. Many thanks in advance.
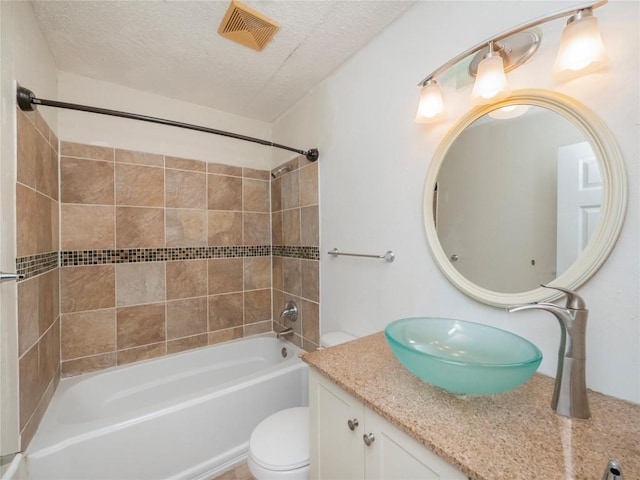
[218,0,280,52]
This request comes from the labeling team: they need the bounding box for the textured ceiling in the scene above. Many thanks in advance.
[32,0,415,122]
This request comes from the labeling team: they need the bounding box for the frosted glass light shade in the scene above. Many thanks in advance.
[471,54,510,104]
[415,81,444,123]
[554,13,607,73]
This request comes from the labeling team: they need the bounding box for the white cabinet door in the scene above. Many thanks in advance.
[364,408,467,480]
[310,370,365,480]
[310,371,467,480]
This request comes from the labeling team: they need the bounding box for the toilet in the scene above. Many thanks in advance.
[247,332,356,479]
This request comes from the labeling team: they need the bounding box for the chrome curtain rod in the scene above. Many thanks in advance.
[16,85,319,162]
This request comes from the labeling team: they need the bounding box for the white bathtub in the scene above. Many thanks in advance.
[26,335,308,480]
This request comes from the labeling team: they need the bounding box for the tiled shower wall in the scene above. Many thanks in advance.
[16,108,60,449]
[272,157,320,350]
[57,142,275,376]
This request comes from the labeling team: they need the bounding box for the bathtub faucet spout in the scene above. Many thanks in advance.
[277,328,294,340]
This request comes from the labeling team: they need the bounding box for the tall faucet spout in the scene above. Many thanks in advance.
[507,286,590,420]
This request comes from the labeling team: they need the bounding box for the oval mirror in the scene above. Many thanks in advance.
[424,90,627,307]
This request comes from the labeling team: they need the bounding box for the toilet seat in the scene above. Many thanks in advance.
[248,407,309,472]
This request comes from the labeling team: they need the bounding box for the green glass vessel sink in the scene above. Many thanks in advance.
[385,317,542,395]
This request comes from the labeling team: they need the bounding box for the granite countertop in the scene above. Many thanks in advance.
[301,332,640,480]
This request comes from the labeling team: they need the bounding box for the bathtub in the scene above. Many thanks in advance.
[26,335,308,480]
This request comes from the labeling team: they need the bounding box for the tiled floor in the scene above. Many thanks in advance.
[213,461,254,480]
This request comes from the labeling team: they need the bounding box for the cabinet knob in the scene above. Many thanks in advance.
[347,418,359,431]
[363,433,375,446]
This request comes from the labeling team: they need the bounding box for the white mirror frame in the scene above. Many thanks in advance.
[424,89,627,307]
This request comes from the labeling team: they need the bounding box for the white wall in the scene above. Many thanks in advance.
[57,72,273,169]
[0,0,58,455]
[273,1,640,402]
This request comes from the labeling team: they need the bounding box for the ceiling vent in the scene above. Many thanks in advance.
[218,0,280,52]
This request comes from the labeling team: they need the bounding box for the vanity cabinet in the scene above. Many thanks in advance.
[309,369,467,479]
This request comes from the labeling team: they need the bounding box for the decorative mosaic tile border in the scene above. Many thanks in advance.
[16,245,318,274]
[273,245,319,261]
[59,246,272,267]
[16,251,59,280]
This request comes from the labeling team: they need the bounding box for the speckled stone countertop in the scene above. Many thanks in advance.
[301,332,640,480]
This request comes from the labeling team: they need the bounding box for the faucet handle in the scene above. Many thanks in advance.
[540,284,586,310]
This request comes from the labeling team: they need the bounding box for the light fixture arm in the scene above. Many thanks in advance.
[418,0,606,87]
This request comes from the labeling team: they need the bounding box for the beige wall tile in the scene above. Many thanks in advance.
[36,142,58,201]
[117,343,166,366]
[167,334,208,354]
[165,156,206,172]
[272,258,284,291]
[116,207,165,248]
[243,168,269,180]
[208,258,243,294]
[34,111,52,141]
[167,297,208,339]
[61,205,115,250]
[302,339,319,352]
[244,289,271,324]
[208,293,243,331]
[243,179,269,212]
[36,192,53,254]
[244,256,271,290]
[208,174,242,211]
[117,303,166,349]
[301,205,319,246]
[115,149,163,166]
[301,260,319,302]
[301,299,320,345]
[115,163,164,207]
[166,259,207,300]
[37,270,56,335]
[61,142,114,161]
[115,262,166,307]
[17,111,37,189]
[208,211,242,246]
[299,163,318,207]
[165,169,206,209]
[283,258,302,296]
[60,265,115,313]
[282,209,301,246]
[166,209,206,247]
[60,158,114,205]
[61,353,117,377]
[272,289,284,322]
[243,213,270,245]
[51,199,60,251]
[271,211,282,246]
[281,171,299,210]
[19,344,41,430]
[244,320,272,336]
[207,163,242,176]
[208,327,243,345]
[18,279,39,356]
[61,309,116,360]
[16,184,38,257]
[38,320,60,390]
[271,176,282,212]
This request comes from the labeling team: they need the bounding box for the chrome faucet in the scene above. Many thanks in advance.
[507,285,590,420]
[276,328,294,340]
[279,301,298,322]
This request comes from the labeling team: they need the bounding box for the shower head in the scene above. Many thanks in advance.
[271,165,292,179]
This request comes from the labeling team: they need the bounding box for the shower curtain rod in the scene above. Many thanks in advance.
[16,85,319,162]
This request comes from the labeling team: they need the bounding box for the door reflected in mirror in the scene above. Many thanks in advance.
[435,105,601,293]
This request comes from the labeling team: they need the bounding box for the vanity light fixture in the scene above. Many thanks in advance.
[470,42,511,104]
[415,0,608,123]
[554,8,608,74]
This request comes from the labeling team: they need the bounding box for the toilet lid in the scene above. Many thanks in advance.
[249,407,309,471]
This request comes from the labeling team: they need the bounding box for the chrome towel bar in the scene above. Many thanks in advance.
[328,248,395,262]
